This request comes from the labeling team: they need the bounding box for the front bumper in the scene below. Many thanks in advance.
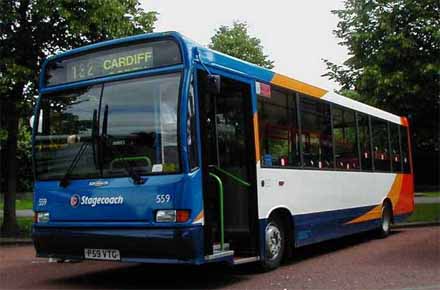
[32,226,205,264]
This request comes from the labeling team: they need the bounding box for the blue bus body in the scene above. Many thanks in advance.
[32,31,266,265]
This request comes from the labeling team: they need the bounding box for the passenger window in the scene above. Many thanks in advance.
[390,123,402,172]
[372,118,391,172]
[332,106,359,170]
[258,87,300,167]
[357,113,372,171]
[300,96,333,169]
[401,126,411,173]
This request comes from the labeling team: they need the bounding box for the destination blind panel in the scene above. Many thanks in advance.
[45,39,181,86]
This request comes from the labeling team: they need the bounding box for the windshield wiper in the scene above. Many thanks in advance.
[59,109,98,188]
[101,104,145,185]
[59,141,89,188]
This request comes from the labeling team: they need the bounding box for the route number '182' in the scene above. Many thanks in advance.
[155,194,171,204]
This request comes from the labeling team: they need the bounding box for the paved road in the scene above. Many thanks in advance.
[1,227,439,290]
[415,196,440,204]
[0,210,33,217]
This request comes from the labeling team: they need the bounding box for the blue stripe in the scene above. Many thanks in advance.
[259,205,388,250]
[294,206,378,246]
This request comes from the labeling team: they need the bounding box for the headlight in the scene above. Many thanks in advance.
[156,210,190,223]
[36,212,50,223]
[156,210,176,222]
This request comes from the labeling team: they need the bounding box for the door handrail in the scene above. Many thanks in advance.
[208,172,225,251]
[210,165,251,188]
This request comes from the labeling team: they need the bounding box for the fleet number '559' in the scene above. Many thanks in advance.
[155,194,171,204]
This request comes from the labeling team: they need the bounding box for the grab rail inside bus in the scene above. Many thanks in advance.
[209,165,251,188]
[208,172,225,251]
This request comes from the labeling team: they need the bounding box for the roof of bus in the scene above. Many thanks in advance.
[43,31,407,126]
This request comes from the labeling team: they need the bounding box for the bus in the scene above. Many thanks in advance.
[32,31,414,270]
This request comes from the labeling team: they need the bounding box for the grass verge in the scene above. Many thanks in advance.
[0,198,33,211]
[407,203,440,223]
[0,217,33,238]
[419,191,440,197]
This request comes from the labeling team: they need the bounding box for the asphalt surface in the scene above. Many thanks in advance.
[414,196,440,204]
[1,227,439,290]
[0,209,34,218]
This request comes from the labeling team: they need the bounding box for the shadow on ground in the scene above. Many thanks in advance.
[48,230,401,289]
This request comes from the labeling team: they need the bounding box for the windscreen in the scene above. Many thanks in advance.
[34,73,181,181]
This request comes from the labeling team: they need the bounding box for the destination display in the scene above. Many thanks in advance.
[45,39,181,86]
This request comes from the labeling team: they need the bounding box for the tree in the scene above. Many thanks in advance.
[0,0,157,236]
[323,0,439,186]
[209,21,274,69]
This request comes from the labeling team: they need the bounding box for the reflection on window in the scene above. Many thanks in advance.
[300,96,333,169]
[401,126,411,173]
[357,113,372,170]
[101,74,180,175]
[333,106,359,170]
[258,88,300,167]
[35,86,102,180]
[390,124,402,172]
[35,73,181,181]
[372,117,390,172]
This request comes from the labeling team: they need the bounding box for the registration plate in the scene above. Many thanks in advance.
[84,248,120,261]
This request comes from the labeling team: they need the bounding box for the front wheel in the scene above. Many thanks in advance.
[260,217,285,271]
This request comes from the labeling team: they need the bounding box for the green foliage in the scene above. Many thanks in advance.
[209,21,274,69]
[0,217,33,237]
[0,198,33,211]
[407,203,440,222]
[0,0,157,235]
[324,0,440,151]
[0,129,7,142]
[16,122,32,192]
[1,0,158,100]
[0,0,158,179]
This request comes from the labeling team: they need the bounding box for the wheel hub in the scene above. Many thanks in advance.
[266,224,282,259]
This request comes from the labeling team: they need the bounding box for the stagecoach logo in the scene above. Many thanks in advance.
[70,194,80,208]
[70,194,124,208]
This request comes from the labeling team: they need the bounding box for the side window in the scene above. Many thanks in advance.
[390,123,402,172]
[357,113,372,171]
[401,125,411,173]
[258,87,300,167]
[187,79,198,170]
[300,96,333,169]
[372,117,390,172]
[332,106,359,170]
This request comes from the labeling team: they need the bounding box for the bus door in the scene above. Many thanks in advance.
[197,70,258,259]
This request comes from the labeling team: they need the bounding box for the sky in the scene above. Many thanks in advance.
[140,0,349,91]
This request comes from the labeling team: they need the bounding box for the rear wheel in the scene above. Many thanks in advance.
[260,216,285,271]
[378,203,392,238]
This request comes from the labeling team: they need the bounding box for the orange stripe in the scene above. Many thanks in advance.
[271,74,327,98]
[253,113,260,162]
[346,174,403,224]
[193,210,204,223]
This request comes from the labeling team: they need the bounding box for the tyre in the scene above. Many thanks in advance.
[260,216,285,271]
[378,203,392,238]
